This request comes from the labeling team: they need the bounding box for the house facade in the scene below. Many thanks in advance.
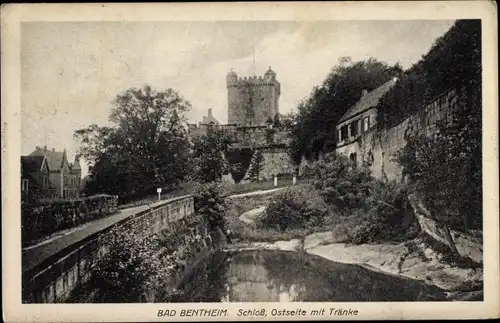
[335,78,398,166]
[21,155,57,202]
[25,146,82,199]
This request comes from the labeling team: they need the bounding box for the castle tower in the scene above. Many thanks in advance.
[226,66,281,126]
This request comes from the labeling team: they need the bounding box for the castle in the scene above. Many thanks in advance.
[187,67,295,182]
[226,66,281,126]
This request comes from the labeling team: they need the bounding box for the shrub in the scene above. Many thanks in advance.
[301,153,418,244]
[347,180,419,244]
[256,185,329,232]
[91,228,172,302]
[193,182,227,234]
[303,152,375,210]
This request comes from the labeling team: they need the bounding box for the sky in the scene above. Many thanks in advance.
[21,20,455,177]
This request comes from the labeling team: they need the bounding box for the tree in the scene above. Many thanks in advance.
[226,148,254,183]
[190,127,232,183]
[74,85,192,201]
[290,57,402,163]
[246,150,264,182]
[376,20,481,128]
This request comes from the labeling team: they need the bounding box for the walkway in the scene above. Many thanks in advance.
[21,196,183,274]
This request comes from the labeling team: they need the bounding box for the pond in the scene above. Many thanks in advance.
[173,249,447,302]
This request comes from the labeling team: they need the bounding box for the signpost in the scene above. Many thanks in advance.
[157,188,162,201]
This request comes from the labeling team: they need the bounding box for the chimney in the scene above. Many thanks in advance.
[52,148,55,152]
[361,89,368,97]
[208,108,212,117]
[44,146,47,151]
[36,146,40,150]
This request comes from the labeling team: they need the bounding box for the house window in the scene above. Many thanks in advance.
[340,125,348,141]
[364,116,370,130]
[22,179,29,193]
[360,118,365,133]
[350,120,359,137]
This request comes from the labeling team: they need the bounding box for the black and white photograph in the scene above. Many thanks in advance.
[2,1,498,322]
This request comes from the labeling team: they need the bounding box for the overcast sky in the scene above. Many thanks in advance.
[21,20,455,176]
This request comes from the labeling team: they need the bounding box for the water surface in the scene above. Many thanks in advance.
[175,249,447,302]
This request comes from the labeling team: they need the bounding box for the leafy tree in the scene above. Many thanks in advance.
[376,20,481,128]
[290,57,402,163]
[75,85,192,202]
[190,127,232,183]
[226,148,254,183]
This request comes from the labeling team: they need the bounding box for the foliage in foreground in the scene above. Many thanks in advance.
[256,185,329,232]
[91,228,173,302]
[254,154,417,244]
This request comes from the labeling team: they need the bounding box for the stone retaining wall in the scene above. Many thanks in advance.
[22,195,195,303]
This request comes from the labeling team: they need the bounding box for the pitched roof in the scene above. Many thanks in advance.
[338,78,398,123]
[29,148,65,171]
[21,156,46,173]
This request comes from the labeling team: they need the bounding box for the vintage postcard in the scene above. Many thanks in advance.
[2,1,499,321]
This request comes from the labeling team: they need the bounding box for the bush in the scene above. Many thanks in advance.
[303,153,375,210]
[256,185,329,232]
[347,180,418,244]
[91,228,172,302]
[302,153,418,244]
[193,182,227,234]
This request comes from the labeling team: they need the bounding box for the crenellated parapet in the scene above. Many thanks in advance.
[226,67,281,126]
[226,75,280,88]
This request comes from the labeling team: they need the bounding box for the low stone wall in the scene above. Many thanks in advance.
[22,195,195,303]
[22,194,119,244]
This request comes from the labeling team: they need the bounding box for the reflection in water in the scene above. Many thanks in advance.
[174,249,447,302]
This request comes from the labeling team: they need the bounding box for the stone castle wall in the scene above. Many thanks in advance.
[336,89,462,181]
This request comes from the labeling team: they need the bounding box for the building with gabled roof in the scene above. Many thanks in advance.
[335,78,399,165]
[21,155,57,202]
[26,146,82,199]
